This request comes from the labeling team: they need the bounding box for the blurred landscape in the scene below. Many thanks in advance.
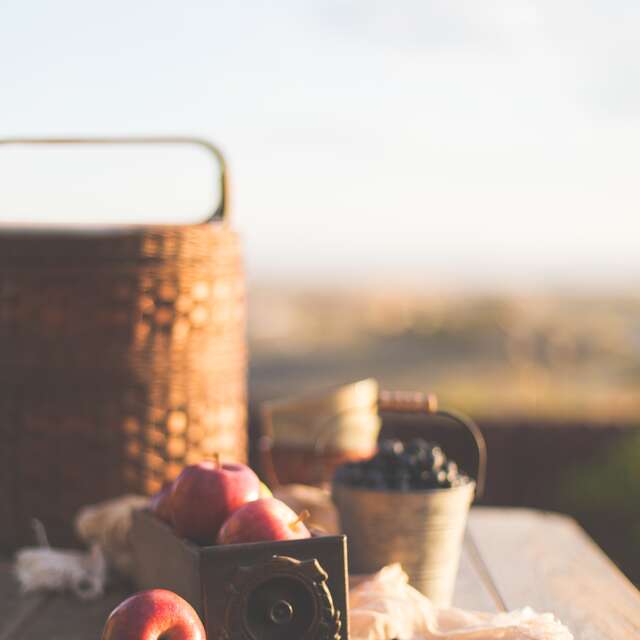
[249,284,640,421]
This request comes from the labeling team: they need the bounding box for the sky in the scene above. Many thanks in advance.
[1,1,639,291]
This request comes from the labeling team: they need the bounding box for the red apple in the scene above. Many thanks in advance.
[217,497,311,545]
[149,482,174,524]
[101,589,205,640]
[171,458,260,543]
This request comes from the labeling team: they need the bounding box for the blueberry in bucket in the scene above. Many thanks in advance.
[333,438,469,490]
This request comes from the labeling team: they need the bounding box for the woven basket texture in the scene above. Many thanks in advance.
[0,223,247,548]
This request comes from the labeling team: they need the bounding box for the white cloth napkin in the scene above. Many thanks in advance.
[14,494,146,598]
[350,564,573,640]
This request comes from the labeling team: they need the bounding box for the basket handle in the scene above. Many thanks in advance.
[378,391,486,498]
[0,136,227,223]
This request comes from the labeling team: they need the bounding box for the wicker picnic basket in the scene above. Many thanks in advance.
[0,138,247,549]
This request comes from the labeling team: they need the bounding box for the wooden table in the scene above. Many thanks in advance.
[1,508,638,639]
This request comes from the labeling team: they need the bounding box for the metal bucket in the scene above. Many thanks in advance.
[331,402,486,606]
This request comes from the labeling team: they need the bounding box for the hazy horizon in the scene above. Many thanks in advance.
[2,1,639,291]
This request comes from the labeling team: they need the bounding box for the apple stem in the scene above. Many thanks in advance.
[290,509,310,530]
[212,452,220,468]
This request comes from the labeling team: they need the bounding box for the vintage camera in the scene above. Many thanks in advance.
[132,510,349,640]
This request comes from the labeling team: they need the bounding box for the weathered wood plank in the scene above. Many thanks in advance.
[0,561,128,640]
[468,507,640,640]
[0,562,49,640]
[453,534,500,612]
[15,589,127,640]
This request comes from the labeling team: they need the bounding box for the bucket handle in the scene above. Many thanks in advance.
[0,136,228,223]
[378,391,486,498]
[260,390,486,497]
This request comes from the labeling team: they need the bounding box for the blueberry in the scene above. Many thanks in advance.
[428,446,446,471]
[397,475,412,491]
[445,461,458,481]
[365,468,386,488]
[392,440,405,456]
[408,466,423,483]
[404,439,428,458]
[378,439,403,458]
[335,439,465,491]
[401,451,418,468]
[421,474,437,489]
